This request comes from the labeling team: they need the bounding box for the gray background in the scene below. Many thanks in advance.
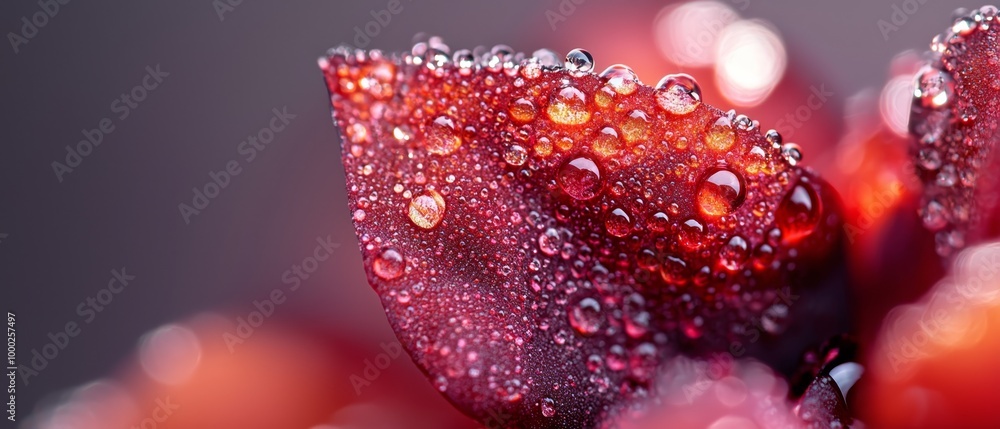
[0,0,971,422]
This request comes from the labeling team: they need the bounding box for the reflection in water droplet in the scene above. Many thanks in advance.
[408,189,446,229]
[426,115,463,155]
[564,48,594,72]
[776,180,822,243]
[622,110,651,143]
[781,143,803,166]
[654,74,702,115]
[504,144,528,166]
[373,248,405,280]
[547,86,591,125]
[569,297,603,335]
[538,228,563,256]
[705,116,736,152]
[540,397,557,417]
[605,208,632,238]
[510,98,538,123]
[557,157,602,200]
[592,126,622,157]
[718,235,749,271]
[697,168,746,217]
[914,66,955,109]
[599,64,638,95]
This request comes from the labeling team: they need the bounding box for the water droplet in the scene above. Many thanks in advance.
[540,397,557,417]
[453,49,475,72]
[547,86,591,125]
[914,66,955,109]
[607,345,627,371]
[599,64,638,95]
[718,235,749,271]
[761,303,789,334]
[592,126,622,157]
[765,129,782,147]
[953,16,976,35]
[621,110,651,143]
[538,228,563,256]
[679,218,705,249]
[705,116,736,152]
[660,255,689,285]
[504,144,528,166]
[936,164,957,187]
[648,212,670,233]
[353,209,366,222]
[569,297,603,335]
[557,157,602,200]
[532,49,561,67]
[408,189,446,229]
[776,180,822,243]
[654,73,702,115]
[918,148,942,170]
[605,208,632,237]
[426,115,463,155]
[509,98,538,123]
[922,199,948,230]
[373,248,404,280]
[564,48,594,72]
[781,143,803,166]
[697,168,747,217]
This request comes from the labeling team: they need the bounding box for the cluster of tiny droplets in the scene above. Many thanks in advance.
[322,36,835,426]
[911,5,999,257]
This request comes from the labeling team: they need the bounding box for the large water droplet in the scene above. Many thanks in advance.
[591,126,622,157]
[914,66,955,109]
[538,228,563,256]
[569,297,603,335]
[621,110,651,143]
[599,64,638,95]
[605,208,632,237]
[426,115,463,155]
[540,397,557,418]
[705,116,736,152]
[718,235,749,271]
[654,73,702,115]
[509,98,538,123]
[504,144,528,166]
[557,157,602,200]
[776,180,822,243]
[564,48,594,72]
[408,189,446,229]
[547,86,591,125]
[697,168,747,217]
[373,248,405,280]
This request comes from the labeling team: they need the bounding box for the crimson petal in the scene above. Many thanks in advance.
[321,41,844,427]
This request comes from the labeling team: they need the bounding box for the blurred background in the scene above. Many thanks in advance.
[0,0,984,427]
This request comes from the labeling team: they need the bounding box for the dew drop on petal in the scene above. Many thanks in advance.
[373,248,405,280]
[408,189,446,229]
[718,235,749,271]
[557,157,602,200]
[547,86,591,125]
[509,98,538,123]
[564,48,594,72]
[780,143,803,166]
[569,297,603,335]
[914,66,955,109]
[426,115,463,155]
[605,208,632,237]
[705,116,736,152]
[654,73,702,115]
[697,168,746,217]
[599,64,638,95]
[504,144,528,166]
[540,397,557,418]
[776,180,822,243]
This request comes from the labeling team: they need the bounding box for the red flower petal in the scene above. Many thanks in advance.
[911,6,1000,258]
[321,41,844,427]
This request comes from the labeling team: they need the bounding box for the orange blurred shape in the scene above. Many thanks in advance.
[862,242,1000,428]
